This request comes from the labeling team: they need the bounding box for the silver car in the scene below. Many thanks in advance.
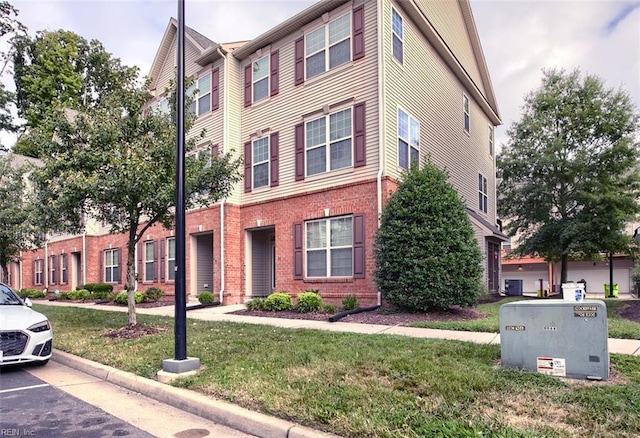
[0,283,53,366]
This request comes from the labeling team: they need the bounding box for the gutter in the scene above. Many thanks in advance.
[217,46,229,304]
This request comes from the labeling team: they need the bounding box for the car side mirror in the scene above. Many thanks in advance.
[25,297,33,307]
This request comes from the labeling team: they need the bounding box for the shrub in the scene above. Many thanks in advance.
[114,291,144,305]
[198,291,216,304]
[323,304,338,314]
[144,287,164,302]
[246,298,265,311]
[90,290,111,300]
[263,292,293,311]
[296,291,323,313]
[58,292,70,300]
[374,163,482,311]
[342,294,359,311]
[78,283,113,293]
[66,289,91,300]
[17,289,45,299]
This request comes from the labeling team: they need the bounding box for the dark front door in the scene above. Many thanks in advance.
[487,241,500,294]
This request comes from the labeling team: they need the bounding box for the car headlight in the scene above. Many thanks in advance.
[27,320,51,333]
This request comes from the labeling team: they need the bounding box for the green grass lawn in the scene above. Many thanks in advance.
[410,297,640,339]
[36,305,640,438]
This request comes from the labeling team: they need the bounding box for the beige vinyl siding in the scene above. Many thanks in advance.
[239,0,379,205]
[189,58,225,148]
[224,56,244,205]
[382,0,496,225]
[412,0,486,97]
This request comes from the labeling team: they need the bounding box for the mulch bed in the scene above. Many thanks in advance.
[103,324,167,339]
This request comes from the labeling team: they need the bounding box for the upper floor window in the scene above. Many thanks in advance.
[145,241,155,282]
[463,94,470,132]
[252,137,270,189]
[306,216,353,278]
[252,55,269,102]
[104,248,120,283]
[305,13,351,80]
[167,238,176,282]
[391,8,404,63]
[151,98,170,115]
[187,72,211,116]
[479,174,488,213]
[489,125,494,157]
[398,108,419,169]
[306,108,352,176]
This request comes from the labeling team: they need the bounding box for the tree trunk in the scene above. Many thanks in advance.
[126,232,137,326]
[1,264,8,284]
[560,253,569,299]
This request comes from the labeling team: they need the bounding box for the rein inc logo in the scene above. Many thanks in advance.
[0,430,35,436]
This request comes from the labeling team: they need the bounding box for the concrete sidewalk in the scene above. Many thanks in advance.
[34,299,640,438]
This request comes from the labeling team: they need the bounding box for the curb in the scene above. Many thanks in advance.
[52,349,340,438]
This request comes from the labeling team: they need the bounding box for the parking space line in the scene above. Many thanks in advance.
[0,383,49,394]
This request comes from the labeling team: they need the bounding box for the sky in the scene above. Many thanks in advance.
[1,0,639,149]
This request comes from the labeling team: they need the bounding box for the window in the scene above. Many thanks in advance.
[151,98,170,115]
[252,137,269,189]
[397,108,419,169]
[60,254,67,284]
[35,260,43,285]
[489,125,494,156]
[306,216,353,277]
[252,55,269,102]
[167,238,175,281]
[391,8,404,63]
[49,255,57,285]
[463,95,470,132]
[306,108,352,176]
[104,248,120,283]
[145,241,154,282]
[305,12,351,80]
[479,174,488,213]
[187,72,211,116]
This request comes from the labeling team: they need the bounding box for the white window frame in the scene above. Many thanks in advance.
[144,241,154,282]
[49,255,56,284]
[104,248,119,284]
[60,254,67,284]
[479,173,488,214]
[305,12,351,80]
[397,107,419,169]
[463,94,470,133]
[305,107,353,176]
[35,259,43,285]
[305,216,353,278]
[187,71,211,116]
[391,7,404,64]
[167,238,176,282]
[252,136,270,189]
[489,125,494,157]
[151,97,170,115]
[252,55,269,103]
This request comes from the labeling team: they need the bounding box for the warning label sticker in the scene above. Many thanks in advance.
[536,357,566,377]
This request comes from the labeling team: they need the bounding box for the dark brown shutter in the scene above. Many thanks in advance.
[99,251,104,283]
[160,238,166,282]
[52,255,57,284]
[270,50,279,96]
[353,5,365,60]
[244,141,252,192]
[244,64,252,107]
[294,37,304,85]
[293,222,303,279]
[354,102,366,167]
[353,214,365,278]
[117,248,122,284]
[211,144,219,157]
[295,123,305,181]
[270,132,279,187]
[153,241,158,282]
[137,243,143,281]
[33,260,36,285]
[211,68,220,111]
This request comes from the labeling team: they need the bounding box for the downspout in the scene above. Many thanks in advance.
[82,230,87,286]
[376,0,386,306]
[217,46,228,304]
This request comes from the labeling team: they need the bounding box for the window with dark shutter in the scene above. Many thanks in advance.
[294,37,304,85]
[244,65,252,107]
[270,132,279,187]
[293,222,303,279]
[353,214,365,278]
[99,251,104,283]
[295,123,305,181]
[160,238,166,282]
[354,102,366,167]
[270,50,279,96]
[117,248,122,284]
[137,243,143,281]
[353,5,365,60]
[244,141,252,192]
[211,68,220,110]
[153,241,158,282]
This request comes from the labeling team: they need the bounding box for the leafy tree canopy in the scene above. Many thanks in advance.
[0,1,26,133]
[498,68,640,285]
[374,162,483,311]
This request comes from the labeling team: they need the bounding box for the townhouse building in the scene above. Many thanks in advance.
[11,0,506,306]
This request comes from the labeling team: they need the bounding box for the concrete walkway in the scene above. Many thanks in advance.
[33,299,640,438]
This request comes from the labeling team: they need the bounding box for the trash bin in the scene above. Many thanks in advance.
[562,282,585,301]
[604,283,619,298]
[505,279,523,296]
